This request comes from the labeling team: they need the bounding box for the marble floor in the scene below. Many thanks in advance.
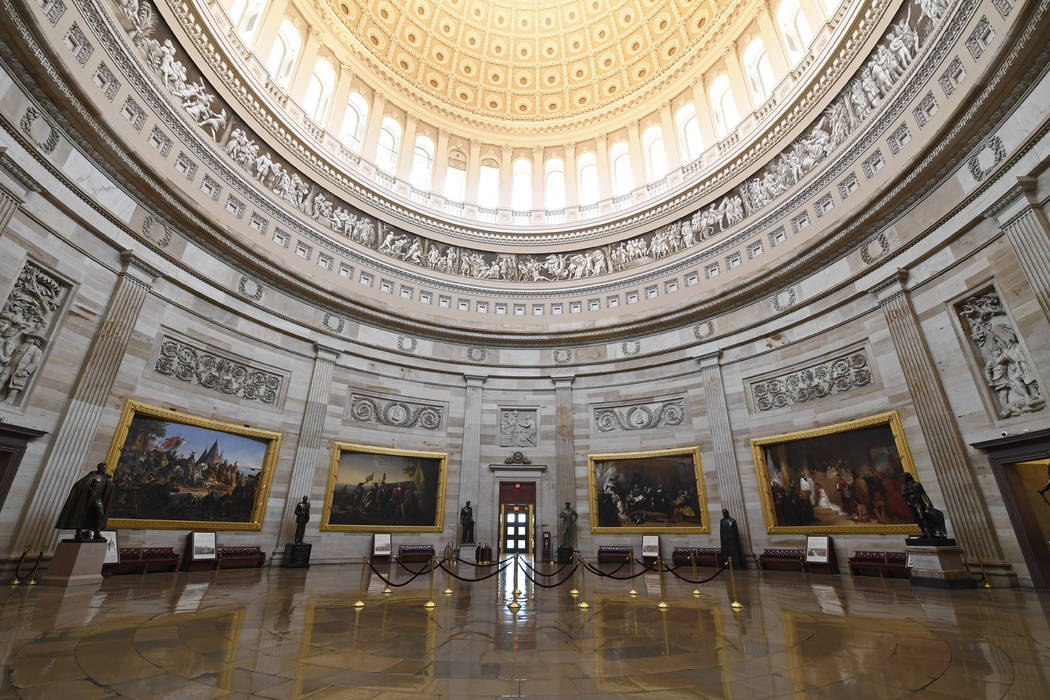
[0,559,1048,699]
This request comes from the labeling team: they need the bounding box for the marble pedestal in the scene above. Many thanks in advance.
[906,543,978,589]
[281,543,311,568]
[39,541,106,586]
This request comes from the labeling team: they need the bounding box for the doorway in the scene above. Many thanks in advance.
[498,481,536,557]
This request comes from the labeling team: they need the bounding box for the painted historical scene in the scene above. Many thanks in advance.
[752,413,920,533]
[323,445,447,531]
[589,447,708,533]
[106,404,278,528]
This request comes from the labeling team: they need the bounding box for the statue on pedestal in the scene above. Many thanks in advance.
[293,496,310,544]
[558,501,578,550]
[719,509,746,569]
[55,463,114,542]
[460,501,475,544]
[901,473,948,542]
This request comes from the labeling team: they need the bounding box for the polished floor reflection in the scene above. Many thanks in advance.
[1,560,1049,698]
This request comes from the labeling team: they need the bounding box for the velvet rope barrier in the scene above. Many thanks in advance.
[663,561,729,585]
[367,558,436,587]
[517,557,575,577]
[580,558,658,580]
[392,557,439,576]
[517,562,581,589]
[450,554,515,567]
[437,559,512,582]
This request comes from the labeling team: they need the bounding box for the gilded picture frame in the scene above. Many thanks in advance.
[103,400,282,530]
[751,411,922,534]
[588,446,709,534]
[320,442,448,533]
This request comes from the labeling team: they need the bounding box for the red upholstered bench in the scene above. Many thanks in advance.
[672,547,720,567]
[103,546,181,576]
[597,545,632,563]
[848,551,910,578]
[397,545,435,563]
[759,548,806,572]
[216,545,265,569]
[141,547,180,573]
[102,547,145,577]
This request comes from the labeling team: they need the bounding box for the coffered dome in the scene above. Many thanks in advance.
[320,0,722,126]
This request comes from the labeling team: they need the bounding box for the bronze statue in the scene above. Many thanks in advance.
[459,501,474,544]
[55,463,114,542]
[293,496,310,544]
[719,509,746,569]
[900,473,948,540]
[558,501,578,550]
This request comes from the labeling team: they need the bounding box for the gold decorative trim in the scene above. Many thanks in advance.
[587,445,709,534]
[103,399,282,531]
[749,410,922,535]
[320,442,448,533]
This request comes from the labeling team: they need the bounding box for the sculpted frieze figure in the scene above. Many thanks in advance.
[0,262,66,405]
[499,409,537,447]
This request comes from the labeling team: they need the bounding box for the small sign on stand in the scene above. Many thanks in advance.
[642,535,660,565]
[373,533,391,562]
[804,535,839,573]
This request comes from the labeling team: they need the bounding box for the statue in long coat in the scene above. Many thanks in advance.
[55,463,114,542]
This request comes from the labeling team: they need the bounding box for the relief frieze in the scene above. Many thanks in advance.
[593,397,685,432]
[152,335,284,406]
[749,348,873,412]
[348,391,444,431]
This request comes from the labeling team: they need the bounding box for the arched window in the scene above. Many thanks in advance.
[776,0,813,64]
[512,158,532,211]
[339,92,369,151]
[302,59,335,123]
[675,103,704,162]
[610,141,633,196]
[444,163,467,202]
[376,117,402,173]
[409,135,435,190]
[477,161,500,207]
[265,20,301,91]
[577,152,599,206]
[544,158,565,210]
[642,125,668,181]
[743,38,777,103]
[229,0,264,42]
[709,74,739,138]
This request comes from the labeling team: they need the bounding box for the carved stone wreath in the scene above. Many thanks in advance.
[750,350,872,411]
[350,394,442,430]
[594,398,685,432]
[154,338,282,405]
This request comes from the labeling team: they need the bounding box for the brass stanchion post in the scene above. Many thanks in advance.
[729,556,743,610]
[384,557,394,595]
[9,549,27,585]
[443,555,453,595]
[569,553,579,597]
[628,556,637,597]
[691,552,701,597]
[977,556,993,590]
[577,554,590,609]
[354,556,368,608]
[424,557,437,609]
[508,555,521,612]
[657,558,668,610]
[26,551,42,585]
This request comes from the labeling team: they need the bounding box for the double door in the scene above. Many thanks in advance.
[499,503,533,556]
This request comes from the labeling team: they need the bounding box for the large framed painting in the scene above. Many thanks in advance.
[320,443,448,532]
[104,400,282,530]
[588,446,709,534]
[751,411,921,534]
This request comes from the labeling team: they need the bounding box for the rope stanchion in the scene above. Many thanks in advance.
[355,556,368,608]
[508,556,521,612]
[436,559,512,582]
[664,562,729,585]
[25,551,42,586]
[518,556,574,578]
[628,556,637,597]
[8,549,27,585]
[424,557,437,609]
[729,556,743,610]
[443,555,453,595]
[577,554,590,609]
[451,554,515,568]
[517,561,580,589]
[580,558,658,580]
[367,557,436,588]
[657,558,668,610]
[690,553,700,597]
[569,555,579,597]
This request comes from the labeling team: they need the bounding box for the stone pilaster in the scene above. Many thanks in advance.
[14,251,159,553]
[458,374,486,539]
[696,351,752,555]
[870,270,1013,583]
[987,178,1050,323]
[275,343,339,547]
[0,189,18,236]
[552,375,576,510]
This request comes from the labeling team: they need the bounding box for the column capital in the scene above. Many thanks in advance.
[464,373,488,387]
[867,268,909,304]
[314,342,341,361]
[119,250,161,285]
[694,349,722,369]
[982,177,1040,226]
[551,374,575,387]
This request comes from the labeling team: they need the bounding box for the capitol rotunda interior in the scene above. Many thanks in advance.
[1,0,1050,696]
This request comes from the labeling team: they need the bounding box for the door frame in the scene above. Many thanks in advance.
[490,473,542,558]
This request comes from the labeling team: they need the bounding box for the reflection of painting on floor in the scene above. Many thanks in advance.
[752,413,921,533]
[107,404,278,528]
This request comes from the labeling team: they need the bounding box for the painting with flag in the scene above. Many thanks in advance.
[103,400,282,530]
[322,442,448,532]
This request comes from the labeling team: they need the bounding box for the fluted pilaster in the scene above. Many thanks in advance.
[552,375,576,512]
[696,351,751,553]
[870,271,1001,562]
[994,180,1050,323]
[275,343,338,546]
[458,374,486,539]
[14,251,158,553]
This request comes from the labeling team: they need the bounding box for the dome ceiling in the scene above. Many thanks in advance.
[324,0,720,124]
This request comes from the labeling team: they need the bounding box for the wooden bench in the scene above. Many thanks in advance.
[759,548,806,572]
[397,545,435,563]
[597,545,632,563]
[102,546,180,577]
[216,545,265,569]
[848,551,910,578]
[672,547,720,567]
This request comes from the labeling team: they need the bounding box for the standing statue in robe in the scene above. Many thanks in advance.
[293,497,310,544]
[559,502,578,550]
[719,509,746,569]
[460,501,475,544]
[55,463,114,542]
